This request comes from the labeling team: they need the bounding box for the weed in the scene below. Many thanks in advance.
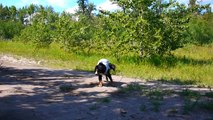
[183,99,194,114]
[166,108,179,117]
[205,91,213,98]
[167,108,178,114]
[59,84,74,92]
[146,89,164,101]
[201,102,213,111]
[118,84,145,94]
[98,97,111,103]
[180,89,201,98]
[144,88,165,112]
[180,89,201,114]
[151,100,161,112]
[89,104,98,110]
[139,104,147,112]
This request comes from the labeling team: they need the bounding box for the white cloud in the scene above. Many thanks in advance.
[47,0,67,8]
[65,5,79,14]
[65,0,121,14]
[16,0,42,8]
[97,0,121,11]
[20,0,41,5]
[177,0,189,4]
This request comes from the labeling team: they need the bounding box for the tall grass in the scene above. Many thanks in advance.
[0,40,212,86]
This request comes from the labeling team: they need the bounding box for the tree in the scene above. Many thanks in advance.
[0,5,10,20]
[77,0,88,15]
[17,7,27,24]
[9,5,17,20]
[99,0,191,59]
[87,3,96,18]
[187,13,213,45]
[54,12,74,50]
[28,4,36,15]
[189,0,197,8]
[18,5,55,48]
[77,0,96,18]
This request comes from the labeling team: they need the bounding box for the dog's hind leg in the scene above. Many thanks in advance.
[107,74,113,83]
[106,70,113,83]
[105,76,109,82]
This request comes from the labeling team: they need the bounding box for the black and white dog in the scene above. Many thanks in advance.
[94,59,115,87]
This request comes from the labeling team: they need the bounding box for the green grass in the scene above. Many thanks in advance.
[0,40,100,71]
[0,40,213,86]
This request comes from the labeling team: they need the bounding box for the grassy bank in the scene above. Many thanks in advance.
[0,40,213,86]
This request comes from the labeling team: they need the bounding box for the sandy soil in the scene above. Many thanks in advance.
[0,55,212,120]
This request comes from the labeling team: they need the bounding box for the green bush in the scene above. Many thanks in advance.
[187,14,213,45]
[0,20,23,39]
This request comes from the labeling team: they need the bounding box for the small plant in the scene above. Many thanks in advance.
[166,108,179,117]
[201,102,213,111]
[205,91,213,98]
[180,89,200,97]
[145,88,164,112]
[89,104,98,110]
[99,97,111,103]
[180,89,201,114]
[151,100,161,112]
[59,84,74,92]
[139,104,147,112]
[201,91,213,111]
[167,108,178,114]
[183,99,194,114]
[118,84,145,94]
[146,89,164,101]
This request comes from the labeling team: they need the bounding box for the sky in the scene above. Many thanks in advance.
[0,0,212,13]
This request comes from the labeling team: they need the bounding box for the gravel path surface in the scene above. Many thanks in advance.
[0,55,212,120]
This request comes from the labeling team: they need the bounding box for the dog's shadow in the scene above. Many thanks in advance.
[89,81,125,88]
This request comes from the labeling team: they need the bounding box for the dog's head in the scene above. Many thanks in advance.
[95,63,106,75]
[109,63,116,71]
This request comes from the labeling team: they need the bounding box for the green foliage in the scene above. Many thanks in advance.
[0,20,23,39]
[100,0,191,59]
[19,20,52,48]
[187,13,213,45]
[1,1,212,59]
[54,12,98,54]
[18,6,58,48]
[54,13,74,50]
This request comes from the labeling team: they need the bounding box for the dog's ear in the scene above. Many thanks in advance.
[94,65,99,75]
[94,65,98,72]
[109,63,116,71]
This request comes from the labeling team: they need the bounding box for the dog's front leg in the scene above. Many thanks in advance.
[107,74,113,83]
[98,75,103,87]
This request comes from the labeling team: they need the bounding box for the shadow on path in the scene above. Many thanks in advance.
[0,65,213,120]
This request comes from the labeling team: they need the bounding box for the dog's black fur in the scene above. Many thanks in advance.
[94,62,115,85]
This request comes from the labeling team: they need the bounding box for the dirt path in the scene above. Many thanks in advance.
[0,55,212,120]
